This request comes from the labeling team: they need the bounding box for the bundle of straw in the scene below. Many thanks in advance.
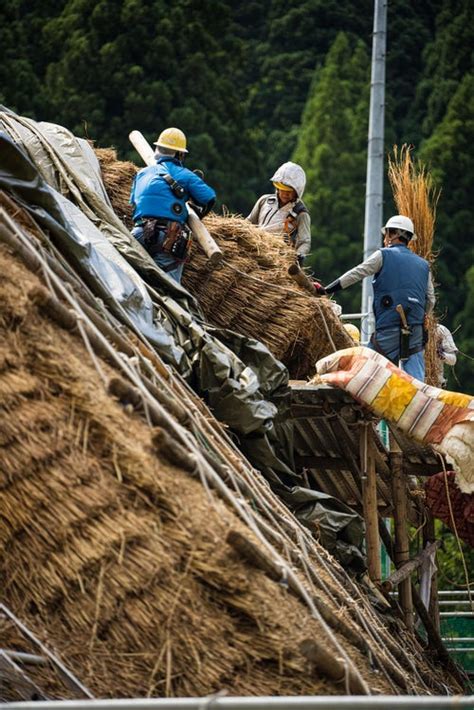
[95,150,352,378]
[95,148,137,229]
[388,145,441,386]
[183,213,352,378]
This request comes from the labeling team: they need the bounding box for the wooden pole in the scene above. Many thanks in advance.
[423,510,441,632]
[128,130,223,266]
[360,425,381,583]
[390,434,413,629]
[287,263,318,296]
[382,540,441,593]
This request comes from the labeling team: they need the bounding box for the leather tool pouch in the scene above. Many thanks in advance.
[143,219,191,261]
[162,222,191,260]
[142,219,163,258]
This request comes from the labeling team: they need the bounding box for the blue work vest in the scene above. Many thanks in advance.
[130,157,216,224]
[373,245,429,330]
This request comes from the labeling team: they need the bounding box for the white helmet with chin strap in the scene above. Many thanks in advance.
[382,215,416,240]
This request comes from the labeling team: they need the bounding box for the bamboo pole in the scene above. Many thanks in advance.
[390,435,414,629]
[360,426,381,583]
[287,263,318,296]
[382,541,441,593]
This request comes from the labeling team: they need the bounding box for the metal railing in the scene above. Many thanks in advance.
[3,698,474,710]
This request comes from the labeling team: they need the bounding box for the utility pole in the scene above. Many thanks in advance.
[361,0,388,343]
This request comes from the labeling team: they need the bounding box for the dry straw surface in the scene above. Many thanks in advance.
[0,242,371,698]
[388,145,441,386]
[96,150,352,379]
[0,193,462,699]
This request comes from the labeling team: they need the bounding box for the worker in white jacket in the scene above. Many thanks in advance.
[435,324,458,387]
[247,162,311,265]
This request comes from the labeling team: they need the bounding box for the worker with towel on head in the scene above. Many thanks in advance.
[130,127,216,283]
[247,162,311,266]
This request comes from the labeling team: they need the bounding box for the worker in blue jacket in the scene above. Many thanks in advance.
[321,215,435,381]
[130,127,216,283]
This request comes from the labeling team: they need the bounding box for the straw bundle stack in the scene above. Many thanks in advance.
[95,148,137,230]
[184,213,352,377]
[0,241,332,697]
[1,235,419,699]
[1,198,463,698]
[95,150,352,378]
[388,145,441,386]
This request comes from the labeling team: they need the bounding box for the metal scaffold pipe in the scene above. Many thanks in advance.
[361,0,387,343]
[4,697,474,710]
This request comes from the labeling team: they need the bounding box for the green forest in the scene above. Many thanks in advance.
[1,0,473,391]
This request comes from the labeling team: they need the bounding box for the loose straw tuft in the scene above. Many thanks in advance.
[388,145,441,386]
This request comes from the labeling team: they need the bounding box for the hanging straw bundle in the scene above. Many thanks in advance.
[95,149,352,378]
[388,145,441,386]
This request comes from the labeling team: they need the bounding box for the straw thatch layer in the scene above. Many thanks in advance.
[95,150,352,378]
[0,241,378,698]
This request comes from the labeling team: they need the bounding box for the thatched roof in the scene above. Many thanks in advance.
[0,191,461,700]
[0,121,462,697]
[95,149,352,379]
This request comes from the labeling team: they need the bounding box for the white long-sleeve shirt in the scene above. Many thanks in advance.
[337,249,435,314]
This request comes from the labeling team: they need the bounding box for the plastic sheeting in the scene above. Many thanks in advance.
[0,107,365,570]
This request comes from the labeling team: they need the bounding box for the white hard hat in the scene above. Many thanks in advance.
[382,215,415,237]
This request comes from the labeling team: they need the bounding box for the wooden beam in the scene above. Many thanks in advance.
[390,435,413,629]
[361,425,381,583]
[295,454,443,477]
[423,510,441,632]
[382,541,441,593]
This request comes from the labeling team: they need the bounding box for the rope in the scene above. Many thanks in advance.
[438,454,474,612]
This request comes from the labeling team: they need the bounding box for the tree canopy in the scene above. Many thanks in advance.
[0,0,472,388]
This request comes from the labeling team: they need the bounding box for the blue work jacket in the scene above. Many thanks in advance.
[373,245,429,330]
[130,156,216,224]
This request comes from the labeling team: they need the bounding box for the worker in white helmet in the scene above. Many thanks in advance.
[130,127,216,283]
[320,215,435,381]
[247,161,311,265]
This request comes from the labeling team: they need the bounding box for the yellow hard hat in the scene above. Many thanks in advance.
[154,127,188,153]
[344,323,361,343]
[273,181,293,192]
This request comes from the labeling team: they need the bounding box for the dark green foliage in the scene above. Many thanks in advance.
[420,73,474,392]
[293,33,369,312]
[0,0,472,389]
[245,0,372,184]
[452,265,474,393]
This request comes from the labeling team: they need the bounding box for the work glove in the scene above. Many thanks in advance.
[296,254,305,267]
[313,281,326,296]
[193,169,205,179]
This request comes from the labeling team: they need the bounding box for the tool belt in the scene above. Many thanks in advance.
[140,218,192,262]
[370,330,423,363]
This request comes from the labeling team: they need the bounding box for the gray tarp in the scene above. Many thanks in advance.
[0,108,365,571]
